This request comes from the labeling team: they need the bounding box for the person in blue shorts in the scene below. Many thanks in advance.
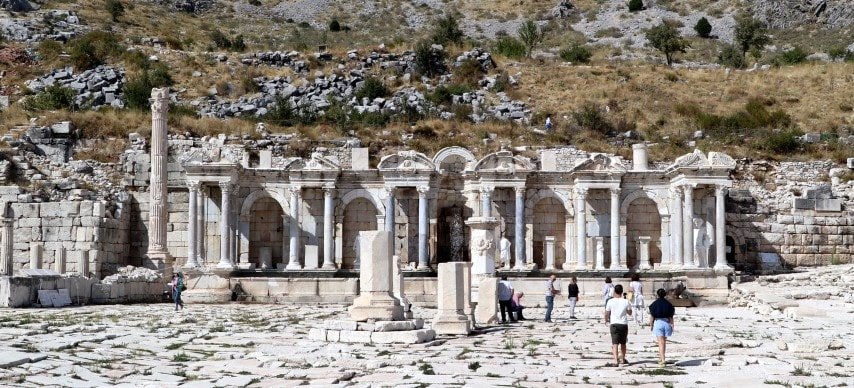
[648,288,675,367]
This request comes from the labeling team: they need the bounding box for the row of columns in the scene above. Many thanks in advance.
[574,187,623,270]
[671,183,729,269]
[479,185,527,269]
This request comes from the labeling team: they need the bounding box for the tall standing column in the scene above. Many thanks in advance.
[1,218,13,275]
[196,187,205,264]
[184,181,200,268]
[670,187,683,267]
[384,186,396,257]
[322,184,336,269]
[575,187,588,270]
[714,185,729,269]
[417,185,430,270]
[287,185,303,270]
[146,88,172,272]
[217,182,234,268]
[514,187,526,270]
[481,186,494,218]
[682,184,696,268]
[609,188,622,269]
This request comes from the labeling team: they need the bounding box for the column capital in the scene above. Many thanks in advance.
[481,185,495,195]
[323,184,336,197]
[574,186,588,197]
[289,185,303,196]
[218,181,235,194]
[150,88,169,115]
[416,185,430,197]
[514,186,526,198]
[682,184,695,196]
[714,184,728,196]
[609,187,621,196]
[187,180,201,192]
[669,186,683,198]
[2,218,13,226]
[383,185,396,197]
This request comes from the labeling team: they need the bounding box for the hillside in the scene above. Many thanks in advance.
[0,0,852,164]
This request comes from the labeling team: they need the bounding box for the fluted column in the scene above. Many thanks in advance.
[714,185,729,269]
[322,185,336,269]
[146,88,171,270]
[481,185,494,218]
[609,188,622,269]
[384,186,396,257]
[417,185,430,270]
[196,187,205,264]
[575,187,588,270]
[514,186,526,270]
[184,181,200,268]
[287,185,303,270]
[682,184,696,268]
[670,187,683,267]
[217,182,234,268]
[1,218,13,275]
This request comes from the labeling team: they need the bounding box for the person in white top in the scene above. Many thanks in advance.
[544,275,559,322]
[604,284,632,366]
[603,276,614,306]
[629,273,644,326]
[497,276,516,323]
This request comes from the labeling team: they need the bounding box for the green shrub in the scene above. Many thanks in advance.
[694,17,712,38]
[232,35,246,52]
[124,64,174,110]
[491,71,511,92]
[413,40,446,77]
[329,19,341,32]
[718,44,746,69]
[734,15,770,55]
[573,102,612,134]
[209,30,231,50]
[355,77,389,101]
[645,22,689,66]
[263,97,315,126]
[23,85,75,111]
[764,128,803,154]
[828,47,848,61]
[431,15,464,46]
[105,0,124,22]
[494,36,526,59]
[36,39,63,63]
[628,0,644,12]
[775,46,808,66]
[517,19,543,58]
[427,84,471,106]
[68,30,123,71]
[248,0,261,5]
[559,45,592,63]
[452,59,484,88]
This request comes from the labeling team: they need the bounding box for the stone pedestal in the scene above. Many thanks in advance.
[259,247,272,269]
[594,237,605,270]
[348,231,404,322]
[637,236,652,270]
[466,217,497,276]
[432,262,472,335]
[29,242,42,270]
[544,236,556,270]
[304,245,319,270]
[392,256,413,319]
[474,277,498,325]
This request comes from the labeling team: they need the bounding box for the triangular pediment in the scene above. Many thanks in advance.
[286,152,340,171]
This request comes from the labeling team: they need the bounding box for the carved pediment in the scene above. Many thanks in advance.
[708,151,736,169]
[571,153,626,174]
[668,149,735,171]
[378,150,435,173]
[178,148,212,165]
[474,151,533,174]
[286,152,340,171]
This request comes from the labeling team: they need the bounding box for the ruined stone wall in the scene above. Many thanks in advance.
[727,160,854,270]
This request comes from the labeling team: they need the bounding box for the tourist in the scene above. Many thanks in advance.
[649,288,676,367]
[604,284,632,366]
[544,274,559,322]
[171,272,185,311]
[511,291,526,321]
[629,274,644,326]
[567,276,580,319]
[545,115,553,131]
[497,276,516,323]
[603,277,614,306]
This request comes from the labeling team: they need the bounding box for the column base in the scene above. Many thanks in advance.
[237,263,256,269]
[286,262,303,270]
[432,315,472,335]
[215,261,235,269]
[609,266,628,271]
[321,263,338,270]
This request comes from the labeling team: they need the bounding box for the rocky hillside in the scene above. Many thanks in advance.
[0,0,852,168]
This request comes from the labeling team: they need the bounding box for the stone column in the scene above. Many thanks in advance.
[78,251,89,277]
[216,182,234,268]
[682,184,696,268]
[280,215,288,268]
[609,187,622,269]
[575,187,588,270]
[322,185,336,269]
[55,247,66,274]
[545,236,556,270]
[29,242,42,270]
[481,185,494,218]
[383,186,395,258]
[714,185,729,269]
[670,187,683,267]
[514,186,526,270]
[197,187,206,265]
[146,88,172,272]
[184,181,200,268]
[287,185,303,270]
[416,185,430,270]
[1,218,13,275]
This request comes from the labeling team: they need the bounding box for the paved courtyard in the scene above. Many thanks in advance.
[1,268,853,387]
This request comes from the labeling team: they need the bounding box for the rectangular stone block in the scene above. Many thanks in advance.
[324,320,358,331]
[371,329,436,344]
[815,199,841,212]
[304,245,319,269]
[338,330,372,343]
[351,148,369,170]
[374,320,416,332]
[259,150,272,168]
[308,328,327,341]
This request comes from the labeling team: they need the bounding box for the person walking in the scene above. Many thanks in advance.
[567,276,580,319]
[545,115,553,131]
[603,277,615,306]
[171,272,185,311]
[604,284,632,366]
[649,288,676,367]
[629,274,645,326]
[511,291,526,321]
[497,276,516,323]
[544,274,559,322]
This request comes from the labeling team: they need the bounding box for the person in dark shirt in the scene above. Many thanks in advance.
[648,288,675,367]
[567,277,580,319]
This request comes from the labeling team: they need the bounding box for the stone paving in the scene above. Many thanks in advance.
[1,276,853,387]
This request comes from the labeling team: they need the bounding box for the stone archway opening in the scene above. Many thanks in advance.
[248,197,285,268]
[342,197,379,269]
[532,197,567,269]
[625,197,662,269]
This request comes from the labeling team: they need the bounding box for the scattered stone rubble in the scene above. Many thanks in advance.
[26,66,126,109]
[0,9,84,43]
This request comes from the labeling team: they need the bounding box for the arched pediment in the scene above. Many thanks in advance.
[571,153,626,173]
[378,150,435,173]
[473,151,534,174]
[433,146,476,173]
